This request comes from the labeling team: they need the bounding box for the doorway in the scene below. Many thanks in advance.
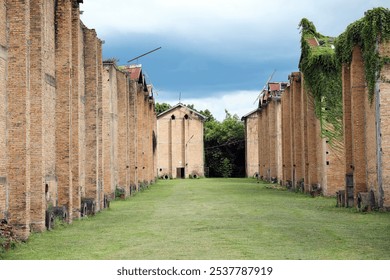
[176,167,185,179]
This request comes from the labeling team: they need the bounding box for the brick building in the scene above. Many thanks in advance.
[243,9,390,209]
[342,43,390,209]
[280,73,345,196]
[157,103,206,179]
[242,82,287,182]
[0,0,157,241]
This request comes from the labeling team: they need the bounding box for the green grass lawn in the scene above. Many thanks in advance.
[2,178,390,260]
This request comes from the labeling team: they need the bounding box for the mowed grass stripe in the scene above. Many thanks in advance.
[2,178,390,260]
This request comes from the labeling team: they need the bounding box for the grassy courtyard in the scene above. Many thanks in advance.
[2,178,390,260]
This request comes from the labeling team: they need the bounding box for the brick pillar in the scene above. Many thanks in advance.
[71,1,84,219]
[342,64,353,205]
[291,73,303,188]
[0,0,7,221]
[129,80,137,187]
[96,40,103,210]
[55,0,73,220]
[306,91,319,190]
[257,110,263,178]
[301,82,309,192]
[350,46,367,202]
[6,0,31,239]
[281,87,292,185]
[148,98,154,182]
[102,63,117,198]
[275,101,283,182]
[378,41,390,208]
[29,0,48,231]
[268,101,276,180]
[364,67,378,194]
[117,68,129,193]
[84,28,99,205]
[136,85,144,185]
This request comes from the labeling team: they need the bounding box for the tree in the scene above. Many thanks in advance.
[155,102,172,115]
[204,110,245,178]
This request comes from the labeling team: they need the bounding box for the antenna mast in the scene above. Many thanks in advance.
[254,70,276,104]
[127,47,162,63]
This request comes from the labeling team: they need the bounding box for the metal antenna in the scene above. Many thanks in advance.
[253,70,276,104]
[127,47,162,63]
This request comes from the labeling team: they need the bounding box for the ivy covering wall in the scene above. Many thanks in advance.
[298,7,390,147]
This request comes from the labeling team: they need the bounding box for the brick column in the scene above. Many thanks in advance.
[30,0,48,231]
[136,85,145,185]
[350,46,368,202]
[84,28,99,205]
[129,80,138,187]
[268,101,276,180]
[6,0,31,239]
[378,41,390,208]
[291,73,303,188]
[55,0,73,220]
[342,64,353,205]
[0,0,7,221]
[96,40,103,210]
[301,82,309,192]
[306,91,319,190]
[281,87,292,185]
[257,110,263,178]
[117,68,129,193]
[71,1,84,219]
[102,63,117,198]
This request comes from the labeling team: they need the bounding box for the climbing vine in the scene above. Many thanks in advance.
[298,8,390,147]
[299,18,343,147]
[335,7,390,102]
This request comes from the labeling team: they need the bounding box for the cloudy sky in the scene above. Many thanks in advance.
[81,0,390,121]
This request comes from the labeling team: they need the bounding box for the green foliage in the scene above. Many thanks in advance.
[298,8,390,147]
[335,7,390,102]
[155,102,172,115]
[204,110,245,177]
[299,18,343,147]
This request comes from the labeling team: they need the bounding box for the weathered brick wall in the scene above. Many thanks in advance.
[350,46,368,201]
[71,3,85,219]
[324,142,345,196]
[364,73,377,195]
[268,100,276,180]
[157,110,170,177]
[96,40,104,210]
[305,91,319,190]
[116,66,129,193]
[157,105,205,179]
[136,84,145,185]
[275,102,283,182]
[84,27,100,206]
[30,0,51,231]
[243,112,259,177]
[147,96,156,182]
[129,80,138,187]
[0,0,8,220]
[6,0,31,240]
[281,87,292,185]
[378,41,390,208]
[55,0,73,220]
[43,0,58,215]
[258,110,264,178]
[0,0,128,239]
[301,82,309,192]
[291,73,303,188]
[102,62,118,198]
